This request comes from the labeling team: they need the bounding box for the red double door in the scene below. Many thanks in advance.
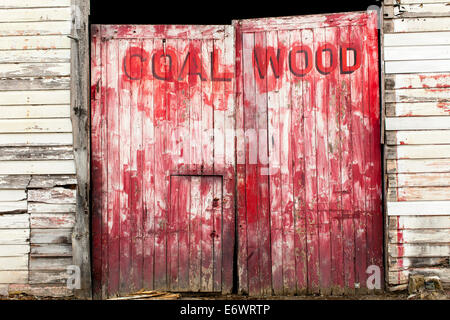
[91,11,383,298]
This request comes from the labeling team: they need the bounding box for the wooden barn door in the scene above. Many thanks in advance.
[91,25,236,298]
[235,11,383,295]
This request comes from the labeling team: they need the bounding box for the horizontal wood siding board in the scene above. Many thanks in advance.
[29,257,72,271]
[385,73,450,90]
[30,213,75,229]
[389,186,450,201]
[386,117,450,130]
[0,105,71,119]
[389,216,450,229]
[385,17,450,33]
[30,229,72,244]
[28,187,76,204]
[0,49,70,63]
[0,189,27,202]
[385,59,450,73]
[387,159,450,173]
[386,130,450,145]
[28,203,76,214]
[386,145,450,159]
[0,201,27,214]
[0,35,71,50]
[29,270,70,284]
[389,229,450,243]
[385,102,450,117]
[0,8,71,23]
[0,91,70,106]
[0,160,76,175]
[389,172,450,187]
[30,243,72,257]
[0,229,29,244]
[0,146,74,161]
[0,21,71,36]
[0,214,29,229]
[0,244,30,256]
[0,175,31,189]
[0,271,27,283]
[0,133,73,147]
[28,175,77,188]
[0,255,28,270]
[388,243,450,257]
[387,201,450,215]
[0,0,71,9]
[384,45,450,61]
[384,3,450,18]
[0,63,70,77]
[384,32,450,46]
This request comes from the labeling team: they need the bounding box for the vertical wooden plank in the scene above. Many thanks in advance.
[129,39,144,293]
[212,176,223,292]
[168,176,180,290]
[349,24,367,294]
[142,38,155,290]
[279,29,296,295]
[189,176,202,291]
[118,39,132,294]
[153,38,168,290]
[242,31,260,296]
[327,26,344,295]
[267,29,283,295]
[302,28,320,294]
[178,175,191,291]
[234,21,249,295]
[90,26,102,299]
[290,28,307,295]
[200,177,214,291]
[340,25,356,295]
[222,25,236,294]
[106,37,121,297]
[254,31,271,295]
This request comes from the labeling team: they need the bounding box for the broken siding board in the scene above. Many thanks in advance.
[28,203,76,214]
[28,175,76,188]
[29,257,72,271]
[385,59,450,74]
[0,8,71,23]
[0,146,74,161]
[387,159,450,173]
[0,201,27,214]
[0,105,71,119]
[0,21,71,36]
[0,271,27,284]
[0,160,75,175]
[386,130,450,145]
[385,73,450,90]
[0,244,29,256]
[386,145,450,159]
[384,17,450,33]
[30,244,72,257]
[0,175,30,189]
[389,243,450,258]
[388,268,450,285]
[0,229,29,244]
[384,0,450,4]
[0,214,29,229]
[30,229,72,244]
[385,102,450,117]
[0,63,70,77]
[390,216,450,229]
[384,31,450,46]
[0,49,71,63]
[389,256,449,271]
[28,187,76,204]
[0,256,28,270]
[389,229,450,243]
[390,186,450,201]
[384,45,450,61]
[0,91,70,106]
[0,133,73,147]
[389,173,450,187]
[384,3,450,18]
[30,213,75,229]
[386,117,450,130]
[0,190,26,202]
[387,200,450,215]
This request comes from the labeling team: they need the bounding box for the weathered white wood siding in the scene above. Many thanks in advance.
[0,0,75,297]
[384,0,450,289]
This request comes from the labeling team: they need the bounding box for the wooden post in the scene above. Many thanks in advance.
[70,0,91,299]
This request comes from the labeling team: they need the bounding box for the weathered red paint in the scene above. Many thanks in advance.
[236,11,383,295]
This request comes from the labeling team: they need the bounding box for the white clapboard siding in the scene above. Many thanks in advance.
[0,271,27,284]
[28,188,76,204]
[395,187,450,201]
[384,0,450,4]
[0,201,27,214]
[384,32,450,46]
[0,21,71,36]
[30,213,75,229]
[0,119,72,133]
[386,88,450,103]
[0,214,29,229]
[389,243,450,258]
[0,190,26,202]
[0,105,71,119]
[29,270,70,284]
[392,3,450,17]
[0,244,30,256]
[30,244,72,257]
[387,145,450,159]
[385,59,450,74]
[0,0,71,9]
[389,172,450,187]
[389,229,450,243]
[28,203,76,214]
[387,130,450,145]
[30,229,72,244]
[384,45,450,61]
[29,257,72,271]
[386,102,450,117]
[0,49,70,63]
[389,256,448,271]
[387,159,450,173]
[385,73,450,90]
[386,117,450,130]
[385,17,450,33]
[0,90,70,106]
[0,78,70,92]
[387,201,450,216]
[389,216,450,229]
[0,133,73,147]
[0,8,71,23]
[0,256,28,270]
[0,35,71,51]
[0,160,75,175]
[0,63,70,78]
[0,229,29,244]
[389,268,450,285]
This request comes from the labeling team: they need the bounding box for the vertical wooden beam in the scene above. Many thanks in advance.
[70,0,91,299]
